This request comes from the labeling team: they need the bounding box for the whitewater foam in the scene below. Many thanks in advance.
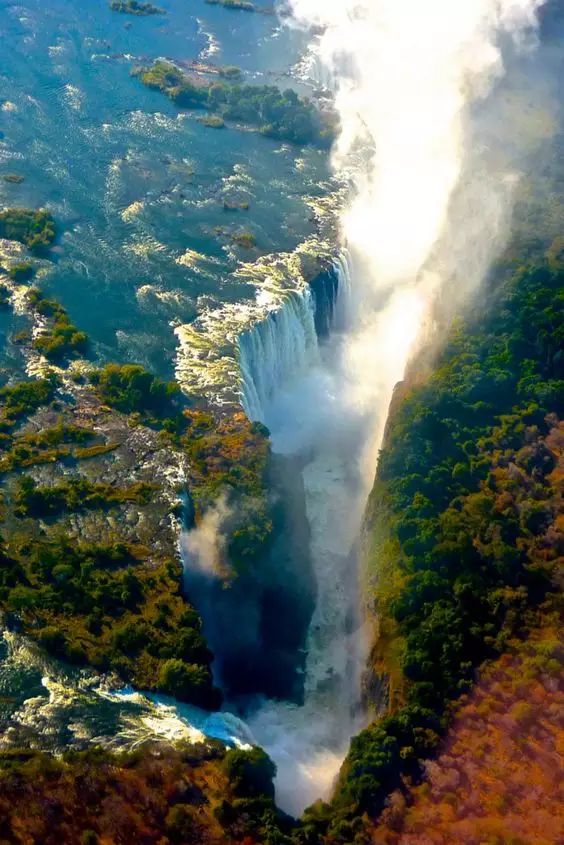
[174,235,338,407]
[238,286,320,421]
[0,630,254,753]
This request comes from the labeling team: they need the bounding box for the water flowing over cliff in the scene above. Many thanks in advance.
[238,252,352,422]
[239,247,380,815]
[173,231,341,409]
[238,287,319,423]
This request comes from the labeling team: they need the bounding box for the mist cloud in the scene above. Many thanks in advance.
[291,0,546,294]
[181,494,233,579]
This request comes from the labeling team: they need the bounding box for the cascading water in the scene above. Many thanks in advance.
[332,250,353,330]
[238,287,320,423]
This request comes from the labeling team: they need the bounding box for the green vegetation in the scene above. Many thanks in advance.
[2,173,24,184]
[90,363,180,415]
[14,475,157,517]
[8,261,34,282]
[0,229,283,716]
[73,441,120,459]
[0,377,56,432]
[157,658,213,701]
[0,208,56,253]
[27,288,88,362]
[181,411,273,574]
[0,744,292,845]
[0,326,272,708]
[372,616,564,844]
[0,368,219,707]
[109,0,164,15]
[134,60,335,147]
[0,421,96,473]
[0,532,219,707]
[223,747,276,798]
[317,240,564,834]
[205,0,256,11]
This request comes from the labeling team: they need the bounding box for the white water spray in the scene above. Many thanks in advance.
[242,0,547,817]
[238,287,319,422]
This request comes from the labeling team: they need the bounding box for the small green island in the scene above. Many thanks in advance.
[27,288,88,362]
[205,0,256,11]
[0,208,56,254]
[109,0,165,15]
[198,114,225,129]
[205,0,275,12]
[2,173,25,184]
[133,60,335,147]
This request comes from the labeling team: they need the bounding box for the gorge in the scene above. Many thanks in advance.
[0,0,562,842]
[182,0,556,817]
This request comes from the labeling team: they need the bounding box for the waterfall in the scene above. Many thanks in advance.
[237,252,353,422]
[238,287,320,423]
[333,249,353,330]
[226,245,371,815]
[311,51,335,92]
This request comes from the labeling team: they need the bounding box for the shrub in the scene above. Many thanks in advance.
[0,208,56,253]
[0,378,56,427]
[109,0,164,14]
[90,363,180,415]
[223,747,276,798]
[165,805,195,842]
[157,659,212,705]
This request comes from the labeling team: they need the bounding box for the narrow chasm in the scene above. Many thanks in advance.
[182,265,344,709]
[183,451,316,703]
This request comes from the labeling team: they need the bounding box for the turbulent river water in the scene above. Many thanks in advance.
[0,0,362,814]
[0,0,329,380]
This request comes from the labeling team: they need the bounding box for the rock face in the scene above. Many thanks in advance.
[309,265,339,338]
[186,451,316,702]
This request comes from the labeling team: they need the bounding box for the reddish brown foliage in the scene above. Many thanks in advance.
[0,745,262,845]
[373,625,564,845]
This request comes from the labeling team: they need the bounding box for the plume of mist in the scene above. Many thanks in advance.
[286,0,555,482]
[244,0,555,817]
[181,494,233,579]
[294,0,546,286]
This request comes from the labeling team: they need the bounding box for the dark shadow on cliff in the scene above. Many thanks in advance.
[183,452,316,706]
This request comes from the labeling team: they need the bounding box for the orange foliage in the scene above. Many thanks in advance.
[0,745,263,845]
[373,625,564,845]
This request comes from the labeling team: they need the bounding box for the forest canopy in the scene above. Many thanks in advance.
[134,61,335,147]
